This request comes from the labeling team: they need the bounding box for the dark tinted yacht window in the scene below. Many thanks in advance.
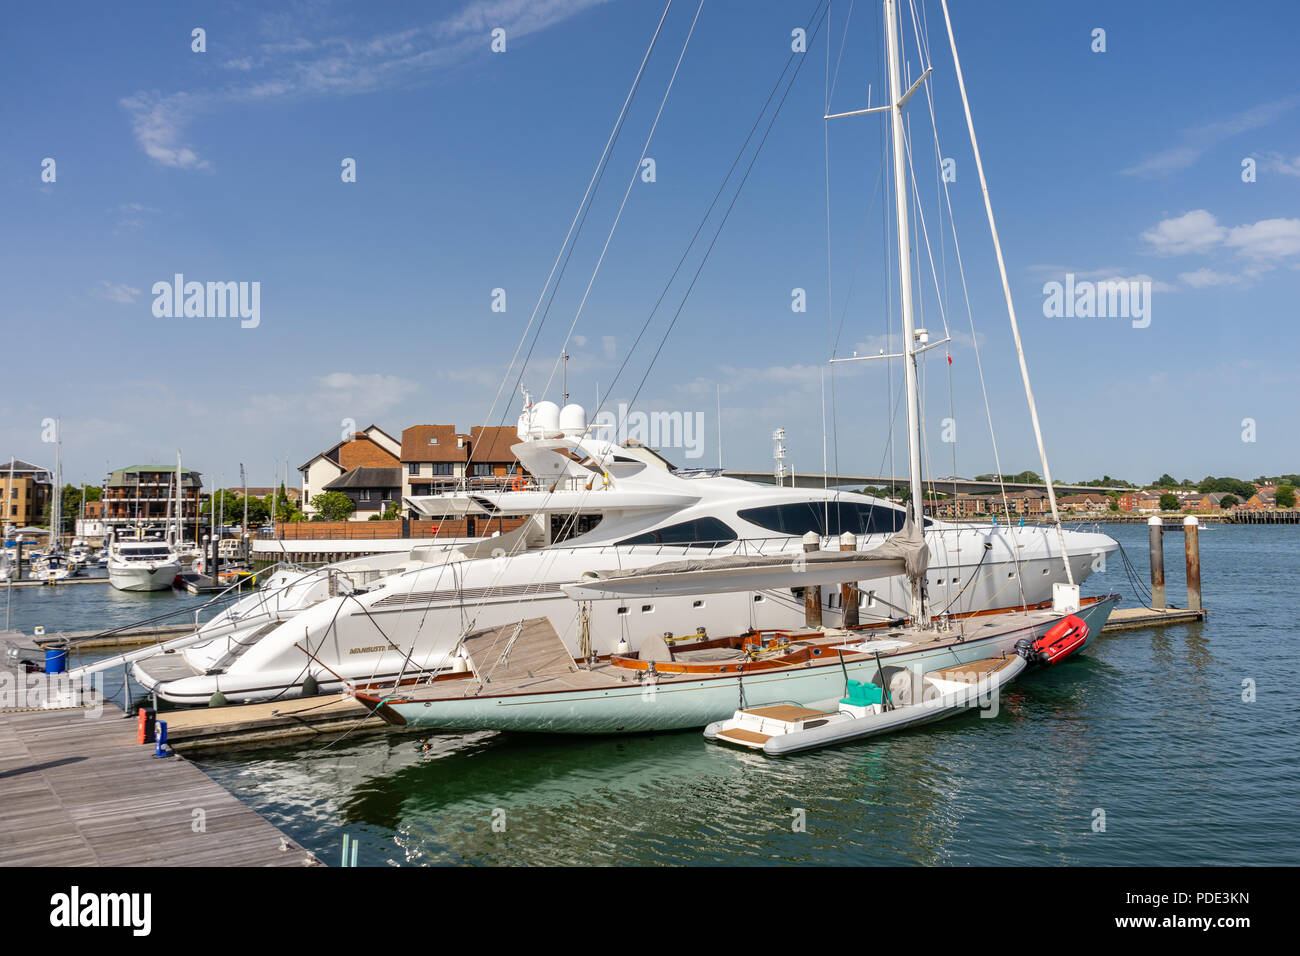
[738,501,925,537]
[618,517,738,548]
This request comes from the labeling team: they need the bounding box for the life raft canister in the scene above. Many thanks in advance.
[1023,614,1089,666]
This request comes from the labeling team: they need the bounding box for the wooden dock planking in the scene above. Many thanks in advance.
[1102,606,1207,631]
[162,693,402,750]
[0,666,321,867]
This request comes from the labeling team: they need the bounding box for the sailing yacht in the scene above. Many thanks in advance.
[355,0,1121,739]
[31,552,73,583]
[129,399,1113,704]
[129,0,1117,707]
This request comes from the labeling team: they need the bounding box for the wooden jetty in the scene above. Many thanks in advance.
[1104,606,1206,630]
[0,648,320,866]
[4,576,109,588]
[62,623,195,650]
[164,694,396,751]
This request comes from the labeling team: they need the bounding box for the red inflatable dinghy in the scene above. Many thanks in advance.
[1028,614,1089,666]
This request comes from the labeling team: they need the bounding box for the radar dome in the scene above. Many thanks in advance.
[533,400,562,439]
[559,403,587,438]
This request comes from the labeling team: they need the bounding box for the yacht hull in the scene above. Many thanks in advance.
[137,531,1111,705]
[367,595,1116,734]
[108,562,180,592]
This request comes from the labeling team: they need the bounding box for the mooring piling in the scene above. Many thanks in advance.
[1148,516,1165,610]
[840,531,859,628]
[803,531,822,628]
[1184,515,1202,612]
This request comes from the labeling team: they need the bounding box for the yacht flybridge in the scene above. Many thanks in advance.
[127,399,1114,705]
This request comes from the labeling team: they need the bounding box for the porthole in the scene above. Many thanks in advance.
[617,606,628,615]
[641,604,653,613]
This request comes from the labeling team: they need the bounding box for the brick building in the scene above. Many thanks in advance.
[298,425,401,516]
[1,458,53,528]
[103,465,204,536]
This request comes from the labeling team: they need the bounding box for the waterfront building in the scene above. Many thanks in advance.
[1,458,53,527]
[321,467,403,520]
[102,465,203,536]
[1058,493,1110,513]
[467,425,522,480]
[400,425,469,507]
[298,425,400,516]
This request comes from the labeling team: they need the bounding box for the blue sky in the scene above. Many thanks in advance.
[3,0,1298,491]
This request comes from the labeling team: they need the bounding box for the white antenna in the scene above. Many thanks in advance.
[716,384,723,471]
[772,427,787,488]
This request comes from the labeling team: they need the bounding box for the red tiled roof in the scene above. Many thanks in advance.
[402,425,468,463]
[469,426,519,464]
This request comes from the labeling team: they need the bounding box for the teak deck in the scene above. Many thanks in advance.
[0,661,320,867]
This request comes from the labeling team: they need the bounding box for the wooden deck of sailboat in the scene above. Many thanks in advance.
[356,601,1098,708]
[740,704,838,722]
[927,657,1016,683]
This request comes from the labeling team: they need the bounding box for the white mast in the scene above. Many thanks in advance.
[825,0,935,624]
[884,0,924,536]
[884,0,928,624]
[52,418,62,552]
[176,450,184,548]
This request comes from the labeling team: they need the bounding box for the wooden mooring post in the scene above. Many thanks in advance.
[1107,513,1207,631]
[1184,515,1202,612]
[1148,516,1165,610]
[840,532,859,628]
[803,532,822,628]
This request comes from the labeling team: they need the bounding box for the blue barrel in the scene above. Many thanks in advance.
[45,647,67,674]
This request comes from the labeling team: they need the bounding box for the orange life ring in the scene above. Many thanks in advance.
[510,476,527,492]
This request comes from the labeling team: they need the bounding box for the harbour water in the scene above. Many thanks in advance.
[5,523,1296,865]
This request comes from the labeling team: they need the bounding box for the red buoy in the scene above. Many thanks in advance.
[1030,615,1090,666]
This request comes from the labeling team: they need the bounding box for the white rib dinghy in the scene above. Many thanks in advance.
[703,651,1028,756]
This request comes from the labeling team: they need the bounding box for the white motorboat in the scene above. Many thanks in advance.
[705,652,1029,755]
[106,537,182,591]
[68,538,92,571]
[128,419,1114,704]
[31,553,73,583]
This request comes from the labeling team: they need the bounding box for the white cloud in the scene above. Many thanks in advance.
[119,92,211,170]
[1122,96,1300,176]
[1256,151,1300,177]
[1141,210,1300,269]
[1178,268,1241,288]
[318,372,419,398]
[107,202,161,234]
[95,281,142,303]
[119,0,608,170]
[1224,217,1300,260]
[1032,266,1177,294]
[1140,210,1226,255]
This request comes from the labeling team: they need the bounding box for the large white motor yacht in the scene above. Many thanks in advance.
[132,400,1116,704]
[107,535,182,591]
